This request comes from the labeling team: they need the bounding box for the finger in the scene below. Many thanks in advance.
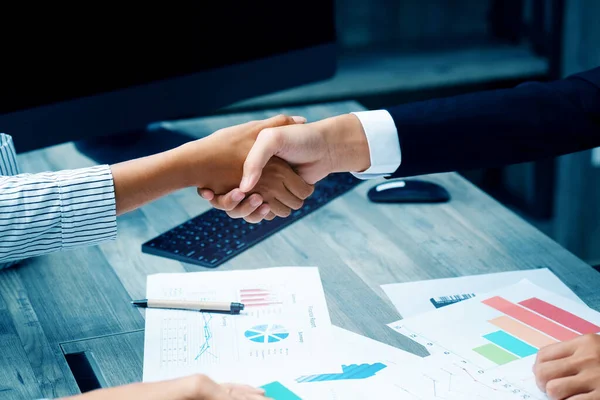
[283,172,315,201]
[257,114,304,130]
[534,358,578,392]
[239,114,305,193]
[221,383,266,395]
[226,194,264,219]
[197,188,215,201]
[264,211,276,221]
[244,204,271,224]
[266,198,291,218]
[567,393,595,400]
[275,185,304,211]
[240,128,283,192]
[536,340,578,364]
[292,115,307,124]
[545,375,592,400]
[248,395,271,400]
[208,189,246,211]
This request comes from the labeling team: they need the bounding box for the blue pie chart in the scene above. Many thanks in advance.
[244,324,289,343]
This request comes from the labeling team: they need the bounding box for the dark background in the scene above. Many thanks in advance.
[0,4,335,114]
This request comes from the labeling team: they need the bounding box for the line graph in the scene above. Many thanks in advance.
[195,313,216,360]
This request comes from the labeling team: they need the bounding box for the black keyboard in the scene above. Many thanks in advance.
[141,173,363,268]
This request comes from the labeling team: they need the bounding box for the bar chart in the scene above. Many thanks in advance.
[387,281,600,399]
[239,288,283,308]
[474,296,600,365]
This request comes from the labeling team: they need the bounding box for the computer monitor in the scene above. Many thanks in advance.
[0,4,336,153]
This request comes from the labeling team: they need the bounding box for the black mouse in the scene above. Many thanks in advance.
[367,179,451,203]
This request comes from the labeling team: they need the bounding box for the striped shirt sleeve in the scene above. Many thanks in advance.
[0,133,117,266]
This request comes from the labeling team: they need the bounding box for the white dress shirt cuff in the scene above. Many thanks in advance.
[350,110,401,179]
[54,165,118,249]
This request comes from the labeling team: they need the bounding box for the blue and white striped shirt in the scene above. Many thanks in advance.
[0,133,117,268]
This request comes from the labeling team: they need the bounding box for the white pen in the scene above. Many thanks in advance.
[131,299,245,314]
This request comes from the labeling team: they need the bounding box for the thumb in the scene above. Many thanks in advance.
[240,128,282,192]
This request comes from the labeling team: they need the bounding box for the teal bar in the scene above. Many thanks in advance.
[483,330,538,357]
[260,381,302,400]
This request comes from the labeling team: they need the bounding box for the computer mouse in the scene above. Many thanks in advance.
[367,179,451,203]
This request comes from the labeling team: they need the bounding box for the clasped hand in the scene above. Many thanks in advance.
[199,113,370,222]
[184,114,316,220]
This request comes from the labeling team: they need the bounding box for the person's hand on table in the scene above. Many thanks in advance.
[61,374,271,400]
[199,113,371,223]
[533,333,600,399]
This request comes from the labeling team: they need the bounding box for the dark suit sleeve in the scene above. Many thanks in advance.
[386,67,600,178]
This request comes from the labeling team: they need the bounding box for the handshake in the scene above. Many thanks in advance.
[169,113,372,222]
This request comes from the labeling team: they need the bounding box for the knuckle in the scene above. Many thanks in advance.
[533,363,548,383]
[576,353,598,367]
[187,374,211,394]
[259,126,283,145]
[537,346,550,359]
[581,333,598,346]
[273,113,289,124]
[545,379,562,399]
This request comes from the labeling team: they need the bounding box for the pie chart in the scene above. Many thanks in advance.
[244,324,289,343]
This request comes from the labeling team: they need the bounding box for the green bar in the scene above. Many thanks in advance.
[260,381,302,400]
[473,343,519,365]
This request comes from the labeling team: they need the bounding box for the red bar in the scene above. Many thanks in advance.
[243,298,268,303]
[240,289,269,293]
[244,302,282,307]
[519,298,600,335]
[482,296,579,341]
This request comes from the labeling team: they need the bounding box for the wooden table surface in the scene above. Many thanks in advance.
[2,101,599,399]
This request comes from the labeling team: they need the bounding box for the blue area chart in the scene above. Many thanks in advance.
[244,324,289,343]
[295,363,387,382]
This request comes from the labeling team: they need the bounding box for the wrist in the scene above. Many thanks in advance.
[170,140,212,189]
[317,113,370,173]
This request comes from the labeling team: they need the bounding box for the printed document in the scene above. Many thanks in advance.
[142,267,340,383]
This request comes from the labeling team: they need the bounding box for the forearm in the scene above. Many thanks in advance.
[0,166,116,265]
[59,374,225,400]
[387,68,600,177]
[0,139,216,265]
[312,69,600,180]
[111,143,197,215]
[61,380,188,400]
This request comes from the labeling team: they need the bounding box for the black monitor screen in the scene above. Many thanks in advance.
[1,4,335,115]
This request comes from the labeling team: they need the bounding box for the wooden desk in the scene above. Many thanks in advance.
[2,101,599,399]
